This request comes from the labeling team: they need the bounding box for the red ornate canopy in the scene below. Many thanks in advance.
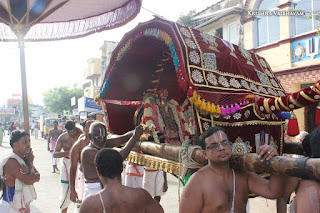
[99,18,291,154]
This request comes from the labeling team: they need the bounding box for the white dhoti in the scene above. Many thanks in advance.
[50,139,58,166]
[82,182,102,199]
[51,153,58,166]
[121,161,128,185]
[60,157,71,211]
[143,167,165,198]
[125,163,144,188]
[0,199,22,213]
[74,165,85,213]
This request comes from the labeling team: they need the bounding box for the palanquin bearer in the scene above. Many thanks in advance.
[0,131,39,213]
[54,121,83,213]
[69,119,95,213]
[81,122,143,200]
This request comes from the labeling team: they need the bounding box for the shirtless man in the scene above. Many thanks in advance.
[81,122,143,199]
[179,126,284,213]
[277,127,320,213]
[79,148,164,213]
[0,130,40,212]
[48,121,63,173]
[70,120,136,204]
[54,120,83,213]
[69,119,94,212]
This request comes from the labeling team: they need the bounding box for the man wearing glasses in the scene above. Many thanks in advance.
[179,126,284,213]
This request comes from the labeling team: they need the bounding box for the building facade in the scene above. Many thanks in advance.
[82,41,118,99]
[192,0,245,47]
[193,0,320,133]
[244,0,320,133]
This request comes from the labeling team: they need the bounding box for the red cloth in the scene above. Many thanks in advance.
[287,118,300,137]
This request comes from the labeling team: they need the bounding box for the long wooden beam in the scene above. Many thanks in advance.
[283,142,305,155]
[133,141,320,181]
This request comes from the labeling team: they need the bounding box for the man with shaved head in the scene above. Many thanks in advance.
[81,122,143,200]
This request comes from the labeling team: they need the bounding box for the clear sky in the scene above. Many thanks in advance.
[0,0,215,106]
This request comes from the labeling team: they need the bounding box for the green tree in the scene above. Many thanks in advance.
[43,85,83,113]
[177,10,197,26]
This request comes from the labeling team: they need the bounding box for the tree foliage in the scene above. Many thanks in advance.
[43,85,82,113]
[177,10,197,26]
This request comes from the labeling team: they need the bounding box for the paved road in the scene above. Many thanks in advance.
[0,135,287,212]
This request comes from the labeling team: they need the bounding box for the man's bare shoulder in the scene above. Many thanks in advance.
[81,146,97,156]
[5,158,22,168]
[4,158,23,177]
[80,193,100,213]
[57,132,68,141]
[299,179,320,191]
[184,166,211,190]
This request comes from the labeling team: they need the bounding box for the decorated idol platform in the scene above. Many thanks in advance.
[95,17,320,182]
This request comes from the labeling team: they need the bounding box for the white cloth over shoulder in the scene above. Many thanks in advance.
[0,152,37,212]
[143,167,165,198]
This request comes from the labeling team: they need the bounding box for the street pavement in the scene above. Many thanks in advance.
[0,135,287,212]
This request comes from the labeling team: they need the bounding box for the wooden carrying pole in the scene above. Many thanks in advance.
[133,141,320,181]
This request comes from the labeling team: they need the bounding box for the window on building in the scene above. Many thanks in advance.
[257,0,280,46]
[293,0,320,36]
[215,27,223,38]
[228,22,237,44]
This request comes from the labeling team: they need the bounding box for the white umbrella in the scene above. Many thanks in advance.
[0,0,142,132]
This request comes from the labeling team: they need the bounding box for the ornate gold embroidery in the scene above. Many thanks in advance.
[263,98,272,114]
[300,91,317,102]
[290,96,304,108]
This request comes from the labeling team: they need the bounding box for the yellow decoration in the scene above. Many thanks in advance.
[206,102,212,113]
[211,104,217,114]
[200,100,207,111]
[216,106,221,114]
[195,98,202,107]
[189,92,197,103]
[94,95,101,105]
[245,95,255,102]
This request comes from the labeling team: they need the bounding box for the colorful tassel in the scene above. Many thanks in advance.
[225,106,230,114]
[211,104,217,114]
[187,87,193,97]
[230,105,236,114]
[195,98,202,107]
[235,103,241,111]
[221,106,226,116]
[287,112,300,137]
[216,106,221,115]
[200,100,207,111]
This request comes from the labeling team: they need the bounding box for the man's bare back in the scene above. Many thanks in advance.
[81,185,163,213]
[79,148,163,213]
